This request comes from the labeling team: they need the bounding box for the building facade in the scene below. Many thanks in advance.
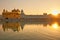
[2,9,20,19]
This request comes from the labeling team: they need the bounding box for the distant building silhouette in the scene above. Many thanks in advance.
[43,13,47,15]
[2,9,60,22]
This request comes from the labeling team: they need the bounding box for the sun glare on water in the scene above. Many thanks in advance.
[52,22,58,29]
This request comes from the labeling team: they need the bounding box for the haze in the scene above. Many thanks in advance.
[0,0,60,15]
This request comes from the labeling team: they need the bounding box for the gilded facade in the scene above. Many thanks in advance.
[2,9,20,19]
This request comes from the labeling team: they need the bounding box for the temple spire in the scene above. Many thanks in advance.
[21,9,25,15]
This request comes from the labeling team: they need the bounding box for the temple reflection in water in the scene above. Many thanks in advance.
[1,21,60,32]
[2,22,24,32]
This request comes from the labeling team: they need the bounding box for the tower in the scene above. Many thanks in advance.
[3,9,5,13]
[21,9,25,15]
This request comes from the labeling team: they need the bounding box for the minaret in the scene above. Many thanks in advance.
[3,9,5,13]
[2,9,6,15]
[21,9,25,15]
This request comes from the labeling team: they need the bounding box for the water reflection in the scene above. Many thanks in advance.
[1,21,60,32]
[2,22,20,32]
[51,22,59,29]
[0,21,60,40]
[2,22,25,32]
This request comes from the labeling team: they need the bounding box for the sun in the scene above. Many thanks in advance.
[52,10,59,16]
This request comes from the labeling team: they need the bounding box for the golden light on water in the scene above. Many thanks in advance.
[52,22,58,29]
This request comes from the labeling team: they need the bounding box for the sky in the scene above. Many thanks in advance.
[0,0,60,15]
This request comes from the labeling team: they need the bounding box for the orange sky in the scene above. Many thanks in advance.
[0,0,60,15]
